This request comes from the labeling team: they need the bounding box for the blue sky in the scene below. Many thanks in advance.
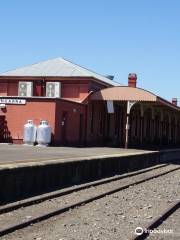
[0,0,179,101]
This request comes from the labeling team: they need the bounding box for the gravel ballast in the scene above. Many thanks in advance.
[147,208,180,239]
[0,165,179,240]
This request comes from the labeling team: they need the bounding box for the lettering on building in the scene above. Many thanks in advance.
[0,99,26,105]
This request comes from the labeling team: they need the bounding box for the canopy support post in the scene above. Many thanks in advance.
[125,101,137,149]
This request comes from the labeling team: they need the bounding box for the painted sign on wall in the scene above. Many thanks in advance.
[0,99,26,105]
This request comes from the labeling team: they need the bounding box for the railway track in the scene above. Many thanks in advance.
[0,163,168,215]
[0,163,180,238]
[133,200,180,240]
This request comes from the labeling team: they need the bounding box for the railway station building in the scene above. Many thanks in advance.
[0,57,180,149]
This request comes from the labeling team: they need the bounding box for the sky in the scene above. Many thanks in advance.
[0,0,179,101]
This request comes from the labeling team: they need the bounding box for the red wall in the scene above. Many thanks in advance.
[0,82,18,96]
[0,77,109,145]
[54,99,86,145]
[61,83,89,101]
[2,99,56,142]
[0,83,7,96]
[0,78,91,101]
[0,98,86,145]
[0,77,108,102]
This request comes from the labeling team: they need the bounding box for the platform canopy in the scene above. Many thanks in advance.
[90,86,180,111]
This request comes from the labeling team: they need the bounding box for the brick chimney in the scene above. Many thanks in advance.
[172,98,178,106]
[128,73,137,88]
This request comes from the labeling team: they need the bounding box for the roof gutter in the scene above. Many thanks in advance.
[157,96,180,111]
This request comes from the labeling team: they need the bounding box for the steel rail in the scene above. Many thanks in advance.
[0,164,168,215]
[0,165,179,237]
[132,200,180,240]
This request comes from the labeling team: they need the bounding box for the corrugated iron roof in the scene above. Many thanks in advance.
[0,57,120,87]
[91,86,180,111]
[91,86,157,102]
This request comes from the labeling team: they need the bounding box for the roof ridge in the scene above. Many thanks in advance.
[61,57,119,83]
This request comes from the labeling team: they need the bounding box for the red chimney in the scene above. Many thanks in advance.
[172,98,177,106]
[128,73,137,88]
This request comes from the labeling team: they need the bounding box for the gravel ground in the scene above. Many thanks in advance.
[147,208,180,240]
[0,165,177,229]
[0,165,180,240]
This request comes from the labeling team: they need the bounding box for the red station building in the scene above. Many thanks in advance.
[0,57,180,149]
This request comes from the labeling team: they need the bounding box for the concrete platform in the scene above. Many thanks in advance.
[0,144,152,168]
[0,144,179,205]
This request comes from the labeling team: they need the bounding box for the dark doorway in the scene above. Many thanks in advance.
[115,105,124,146]
[105,105,124,147]
[106,114,111,143]
[115,105,121,145]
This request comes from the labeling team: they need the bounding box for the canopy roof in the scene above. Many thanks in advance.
[91,86,180,111]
